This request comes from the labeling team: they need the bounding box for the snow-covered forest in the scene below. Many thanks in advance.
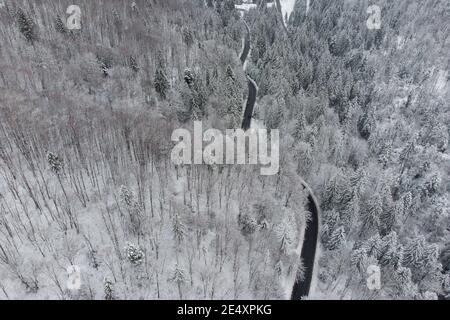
[0,0,449,300]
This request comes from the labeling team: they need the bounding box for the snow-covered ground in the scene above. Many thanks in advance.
[235,3,257,17]
[278,0,297,26]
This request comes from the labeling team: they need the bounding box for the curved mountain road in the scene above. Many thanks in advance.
[238,15,320,300]
[239,21,257,131]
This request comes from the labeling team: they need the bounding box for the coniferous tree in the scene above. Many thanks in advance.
[172,214,186,244]
[16,8,35,43]
[125,243,145,266]
[170,264,186,299]
[351,248,368,274]
[403,236,440,278]
[55,15,67,34]
[129,56,139,73]
[120,185,135,207]
[358,108,375,140]
[274,218,295,255]
[104,279,115,300]
[379,231,403,268]
[238,212,258,237]
[154,68,170,99]
[361,194,382,235]
[223,65,242,128]
[327,226,346,250]
[47,151,63,174]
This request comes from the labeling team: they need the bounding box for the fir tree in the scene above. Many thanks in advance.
[402,191,413,216]
[327,226,346,250]
[154,68,169,100]
[351,248,368,273]
[47,151,63,175]
[292,112,306,140]
[55,15,67,34]
[361,194,382,235]
[393,266,416,298]
[274,217,295,255]
[120,185,134,207]
[184,68,194,87]
[238,212,257,237]
[119,186,143,235]
[129,56,139,73]
[349,167,367,198]
[104,279,114,300]
[170,264,186,299]
[16,8,35,43]
[180,69,206,121]
[125,243,145,266]
[379,231,403,268]
[358,108,375,140]
[172,214,186,244]
[323,175,339,210]
[182,27,194,48]
[223,65,242,128]
[403,237,439,273]
[362,234,383,259]
[340,192,359,227]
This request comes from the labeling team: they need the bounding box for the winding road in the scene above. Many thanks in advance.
[291,190,320,299]
[239,21,257,131]
[238,12,320,300]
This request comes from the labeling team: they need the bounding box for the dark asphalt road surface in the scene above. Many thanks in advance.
[291,194,319,299]
[239,21,257,131]
[242,76,257,131]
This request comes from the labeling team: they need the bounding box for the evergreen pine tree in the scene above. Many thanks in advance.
[393,266,416,298]
[358,108,375,140]
[170,264,186,299]
[172,214,186,244]
[238,212,257,237]
[351,247,368,273]
[341,192,359,227]
[55,15,67,34]
[327,226,346,250]
[361,194,382,235]
[349,167,367,198]
[323,175,339,210]
[224,65,242,128]
[47,151,63,174]
[182,27,194,48]
[292,112,306,140]
[125,243,145,266]
[274,217,295,255]
[379,231,403,268]
[120,185,134,207]
[181,69,206,120]
[154,68,170,99]
[403,237,439,275]
[129,56,139,73]
[362,234,383,259]
[16,8,35,43]
[184,68,194,87]
[104,279,114,300]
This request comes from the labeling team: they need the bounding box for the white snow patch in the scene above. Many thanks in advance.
[435,69,448,94]
[235,3,257,16]
[278,0,297,26]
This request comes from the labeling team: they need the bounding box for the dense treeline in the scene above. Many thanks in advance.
[242,0,449,299]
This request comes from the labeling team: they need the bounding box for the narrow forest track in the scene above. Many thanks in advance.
[238,10,320,300]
